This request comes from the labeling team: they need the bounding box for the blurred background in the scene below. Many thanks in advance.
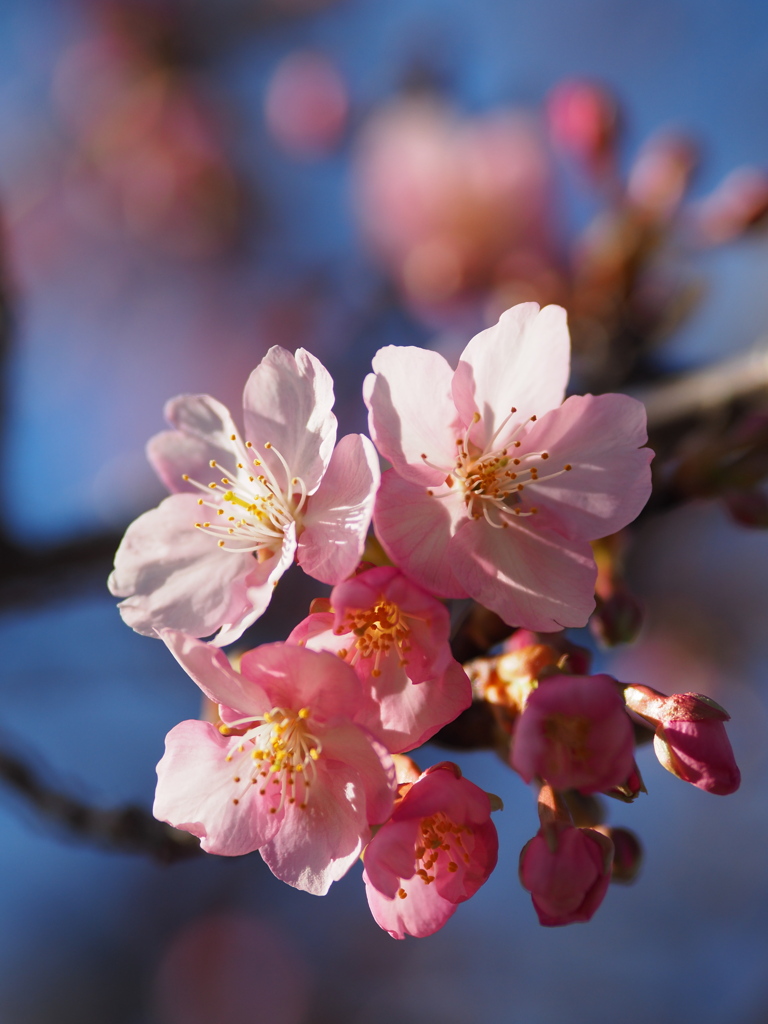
[2,0,768,1021]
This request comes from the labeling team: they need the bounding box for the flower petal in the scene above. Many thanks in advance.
[242,347,337,494]
[154,720,282,856]
[453,304,570,449]
[518,393,653,540]
[159,629,269,714]
[237,644,377,726]
[365,345,462,485]
[297,433,380,584]
[108,494,258,639]
[148,393,244,494]
[373,470,469,598]
[259,759,373,894]
[364,873,458,940]
[450,517,597,630]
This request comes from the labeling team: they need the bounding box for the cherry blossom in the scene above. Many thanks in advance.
[519,822,613,926]
[109,346,379,645]
[511,673,635,794]
[363,762,498,939]
[364,302,653,630]
[287,566,471,752]
[153,631,395,894]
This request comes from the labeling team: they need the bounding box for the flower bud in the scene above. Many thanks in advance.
[623,686,740,795]
[595,826,642,884]
[723,488,768,529]
[627,132,699,220]
[519,822,613,926]
[546,79,619,177]
[590,588,644,647]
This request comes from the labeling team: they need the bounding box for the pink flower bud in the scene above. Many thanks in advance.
[623,686,741,795]
[511,674,635,793]
[519,823,613,926]
[590,588,644,647]
[598,826,642,884]
[546,79,619,175]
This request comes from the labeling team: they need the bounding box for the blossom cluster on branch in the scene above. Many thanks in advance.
[109,301,739,937]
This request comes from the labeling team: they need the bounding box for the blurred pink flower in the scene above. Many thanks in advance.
[265,51,348,157]
[353,97,555,312]
[511,674,635,793]
[363,762,498,939]
[519,822,613,926]
[288,566,471,752]
[624,685,741,795]
[109,346,379,645]
[365,302,653,630]
[154,631,395,894]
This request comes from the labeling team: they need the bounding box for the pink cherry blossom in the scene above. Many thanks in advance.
[623,685,740,795]
[364,302,653,631]
[511,673,635,793]
[153,631,395,895]
[109,346,379,645]
[362,762,498,939]
[287,566,472,753]
[519,822,613,926]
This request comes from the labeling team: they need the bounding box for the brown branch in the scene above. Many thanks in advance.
[0,741,201,863]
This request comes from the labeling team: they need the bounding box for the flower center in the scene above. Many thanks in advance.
[396,812,472,899]
[340,598,412,677]
[542,713,593,769]
[181,431,308,556]
[421,409,573,529]
[220,705,322,813]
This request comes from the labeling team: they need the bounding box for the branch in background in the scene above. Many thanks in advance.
[0,741,201,863]
[634,340,768,429]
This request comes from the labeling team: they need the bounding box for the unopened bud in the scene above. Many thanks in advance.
[693,166,768,245]
[595,825,642,883]
[590,588,644,646]
[546,79,619,176]
[724,488,768,529]
[624,685,740,795]
[627,132,699,220]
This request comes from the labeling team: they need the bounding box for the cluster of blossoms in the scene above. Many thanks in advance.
[110,303,740,936]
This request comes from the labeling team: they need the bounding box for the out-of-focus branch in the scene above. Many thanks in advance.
[0,741,201,862]
[634,340,768,429]
[0,531,123,610]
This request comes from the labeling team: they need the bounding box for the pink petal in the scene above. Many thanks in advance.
[449,517,597,630]
[297,433,380,584]
[362,818,421,897]
[242,347,337,495]
[154,720,282,856]
[364,345,463,485]
[452,304,570,449]
[364,870,459,939]
[149,393,243,493]
[374,470,469,598]
[237,643,377,726]
[320,722,396,826]
[108,494,258,639]
[159,630,270,714]
[259,758,373,894]
[517,393,653,540]
[213,528,297,647]
[370,658,472,754]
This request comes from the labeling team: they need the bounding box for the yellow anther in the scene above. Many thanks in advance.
[209,460,217,468]
[298,707,310,719]
[182,474,190,481]
[309,748,319,761]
